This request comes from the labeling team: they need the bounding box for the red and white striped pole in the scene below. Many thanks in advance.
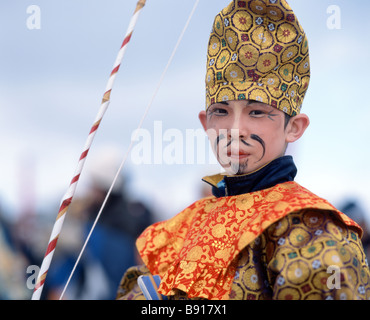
[32,0,146,300]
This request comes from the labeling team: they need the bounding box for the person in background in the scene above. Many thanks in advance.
[44,147,154,299]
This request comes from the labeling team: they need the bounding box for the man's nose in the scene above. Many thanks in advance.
[228,114,248,140]
[228,128,242,141]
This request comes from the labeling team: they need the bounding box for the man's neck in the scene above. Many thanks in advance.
[203,156,297,197]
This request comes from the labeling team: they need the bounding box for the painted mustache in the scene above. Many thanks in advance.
[215,133,266,163]
[250,134,265,161]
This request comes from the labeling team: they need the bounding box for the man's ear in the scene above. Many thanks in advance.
[198,110,208,131]
[286,113,310,143]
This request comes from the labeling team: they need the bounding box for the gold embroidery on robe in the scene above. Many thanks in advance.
[118,182,368,300]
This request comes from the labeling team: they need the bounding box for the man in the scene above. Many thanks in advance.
[117,0,370,300]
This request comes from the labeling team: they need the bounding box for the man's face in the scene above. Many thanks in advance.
[199,100,289,175]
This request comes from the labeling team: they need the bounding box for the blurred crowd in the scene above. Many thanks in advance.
[0,182,155,300]
[0,148,155,300]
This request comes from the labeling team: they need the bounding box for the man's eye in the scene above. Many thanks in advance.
[250,110,265,117]
[216,108,228,114]
[210,108,228,115]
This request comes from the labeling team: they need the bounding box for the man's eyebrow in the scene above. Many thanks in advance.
[208,101,229,112]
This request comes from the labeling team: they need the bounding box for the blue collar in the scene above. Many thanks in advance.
[203,156,297,198]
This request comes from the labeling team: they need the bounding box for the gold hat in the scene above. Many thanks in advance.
[205,0,310,116]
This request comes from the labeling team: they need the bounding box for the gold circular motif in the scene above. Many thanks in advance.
[278,63,294,82]
[286,259,310,285]
[342,266,358,285]
[300,243,323,259]
[281,44,299,63]
[193,279,207,292]
[153,233,168,248]
[187,246,203,261]
[206,67,215,87]
[228,283,245,300]
[212,223,226,238]
[276,22,298,43]
[326,223,343,241]
[288,227,311,247]
[279,98,291,115]
[269,217,289,238]
[304,292,322,300]
[287,83,299,99]
[249,0,267,15]
[225,63,245,82]
[301,34,309,55]
[217,87,236,102]
[232,80,250,91]
[214,14,224,37]
[299,76,310,95]
[208,35,221,57]
[276,286,301,300]
[333,286,354,300]
[302,210,324,229]
[241,267,262,291]
[266,5,284,21]
[323,249,344,268]
[265,191,284,202]
[312,270,331,292]
[251,26,274,50]
[297,56,310,75]
[238,44,260,67]
[215,248,231,262]
[256,53,278,74]
[248,88,269,104]
[216,49,231,70]
[270,249,287,271]
[232,11,253,32]
[266,76,283,98]
[225,28,239,51]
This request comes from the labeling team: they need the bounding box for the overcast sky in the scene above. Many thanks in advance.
[1,0,370,225]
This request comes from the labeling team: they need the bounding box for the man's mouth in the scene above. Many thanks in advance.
[227,149,250,160]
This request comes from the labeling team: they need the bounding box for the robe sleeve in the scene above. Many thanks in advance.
[265,209,370,300]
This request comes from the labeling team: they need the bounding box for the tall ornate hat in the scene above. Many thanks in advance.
[205,0,310,116]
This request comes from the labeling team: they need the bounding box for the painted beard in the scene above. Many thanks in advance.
[214,132,266,175]
[230,159,249,175]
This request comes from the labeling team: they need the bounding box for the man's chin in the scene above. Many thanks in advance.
[222,161,250,176]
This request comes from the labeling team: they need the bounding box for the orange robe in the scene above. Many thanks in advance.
[117,181,369,300]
